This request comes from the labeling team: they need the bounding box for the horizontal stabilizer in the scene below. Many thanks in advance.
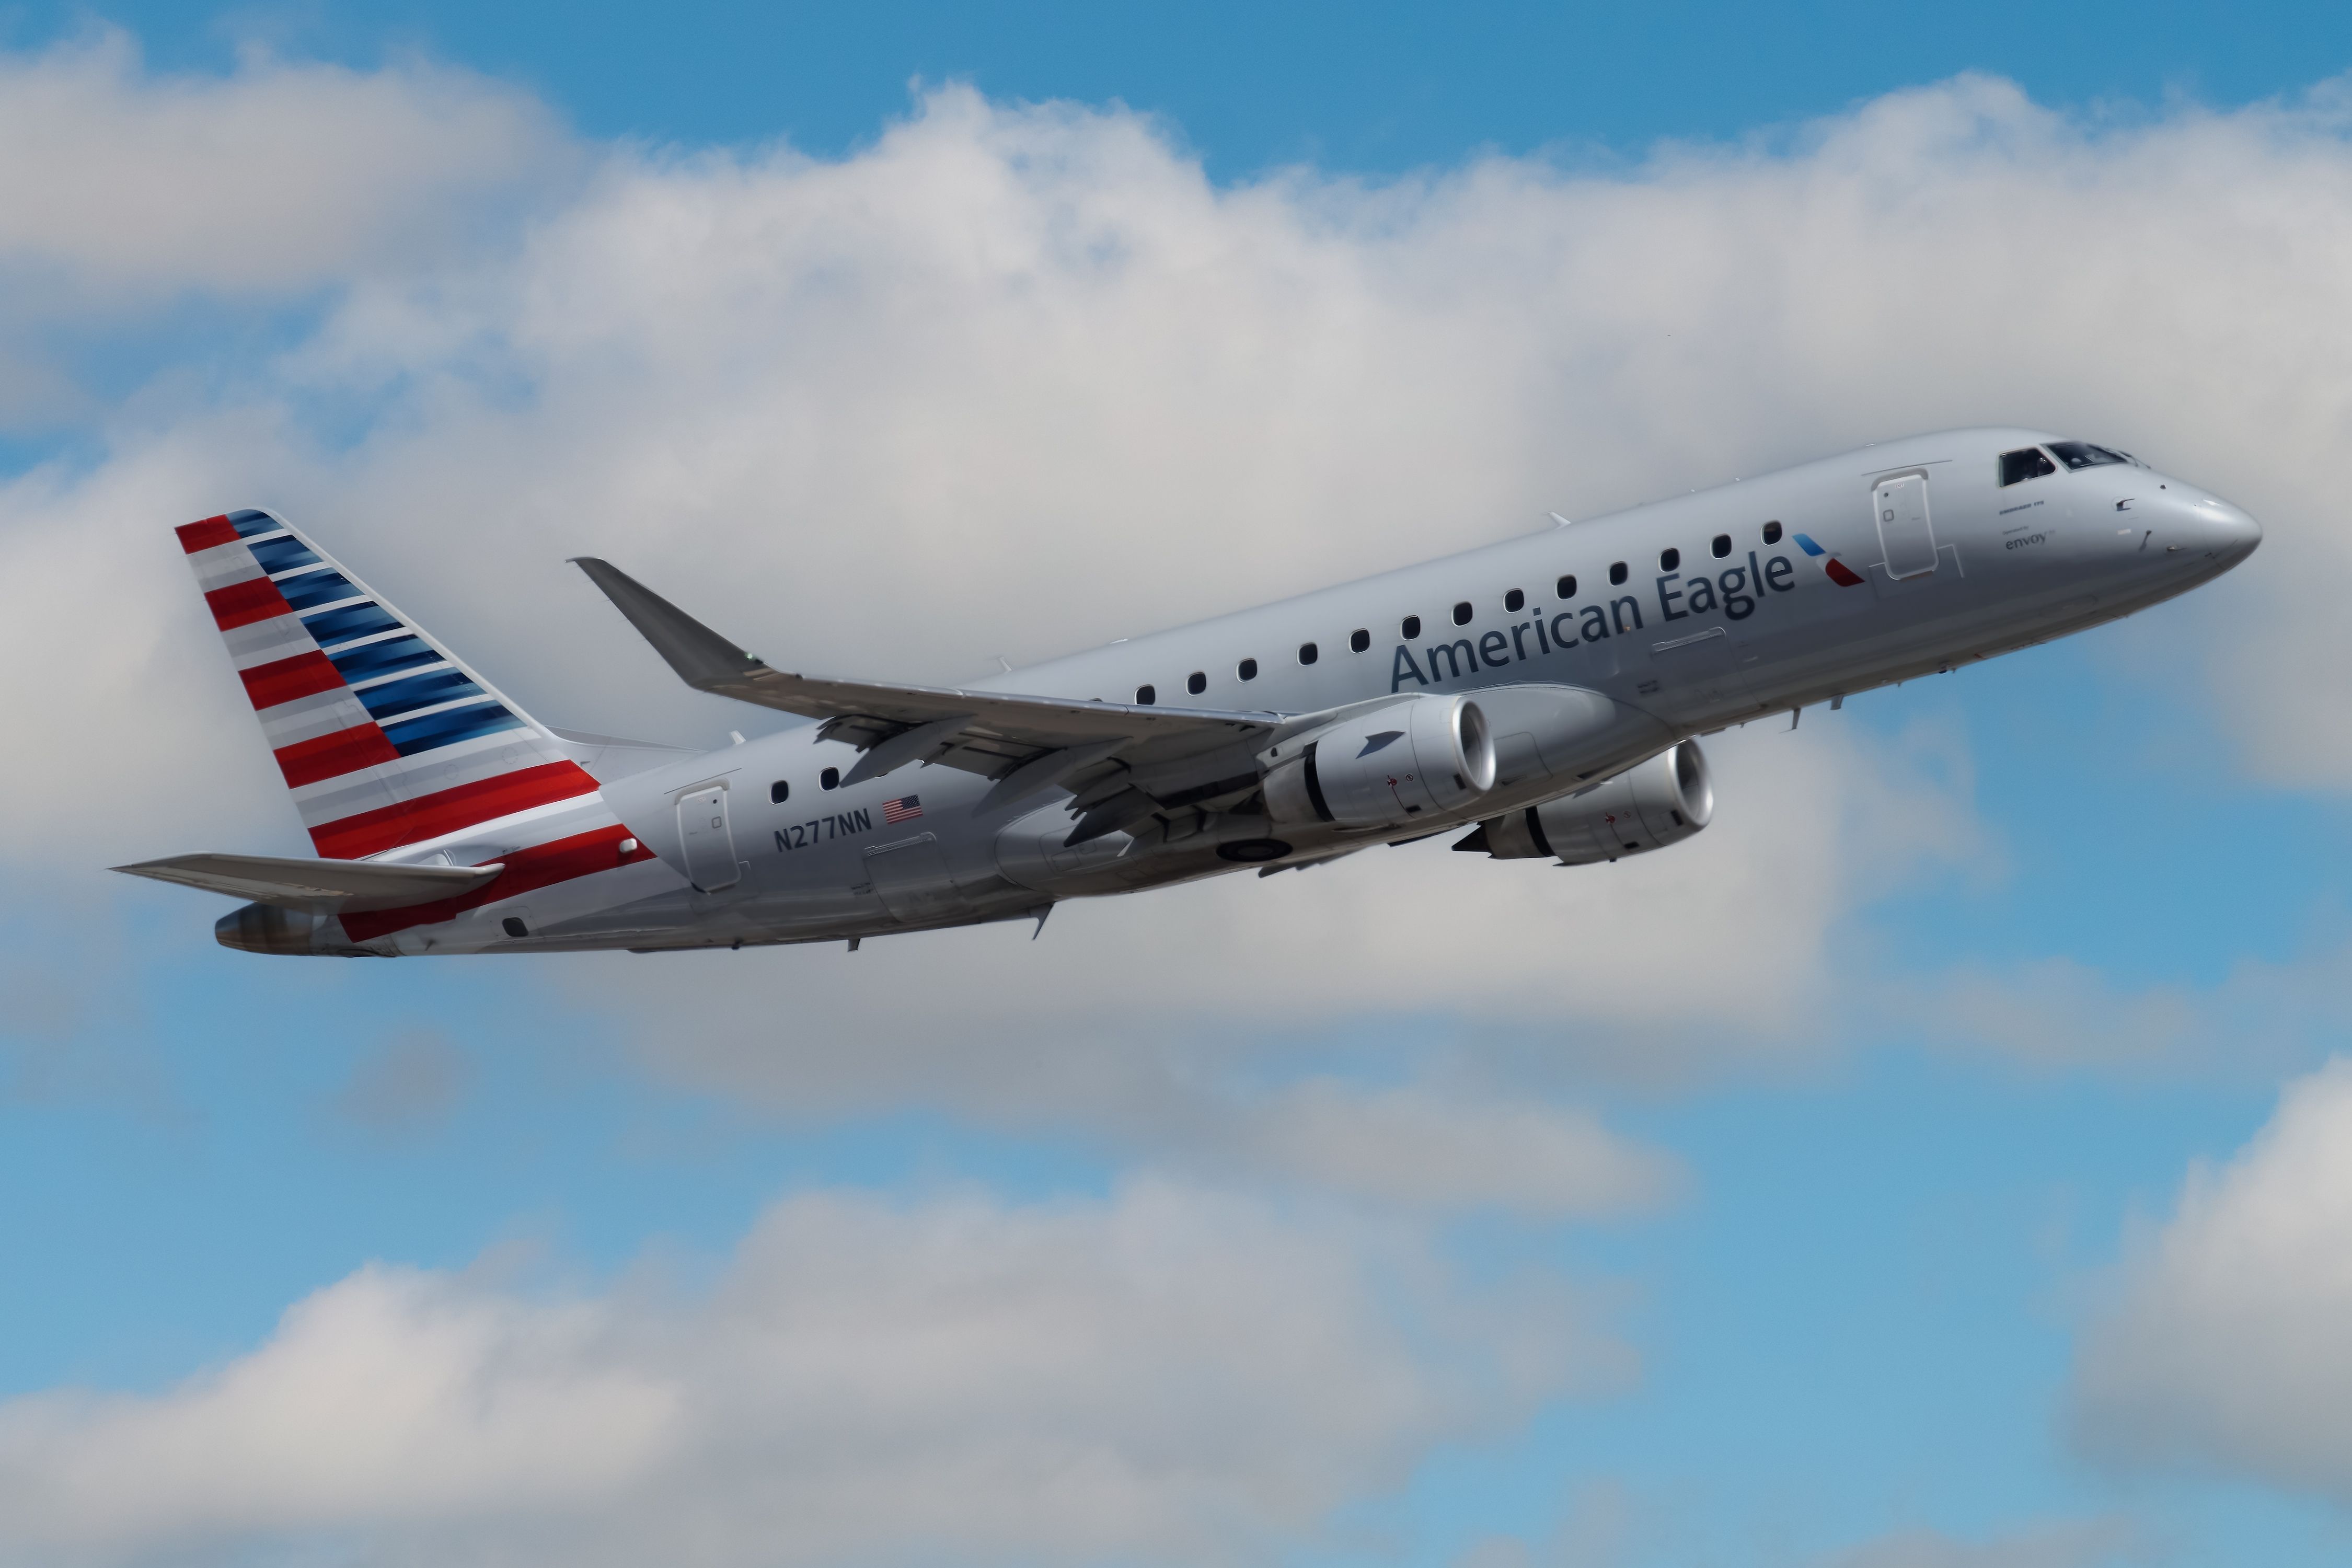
[112,852,503,913]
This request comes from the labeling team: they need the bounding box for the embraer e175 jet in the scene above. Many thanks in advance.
[118,429,2260,955]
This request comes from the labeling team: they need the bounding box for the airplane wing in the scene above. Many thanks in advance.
[112,852,503,913]
[571,558,1286,830]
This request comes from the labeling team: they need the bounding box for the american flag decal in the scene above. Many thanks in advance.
[883,794,924,824]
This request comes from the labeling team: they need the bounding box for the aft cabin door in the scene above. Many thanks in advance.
[1873,474,1939,580]
[676,785,741,892]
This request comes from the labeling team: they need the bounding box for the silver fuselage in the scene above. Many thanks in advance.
[348,426,2261,954]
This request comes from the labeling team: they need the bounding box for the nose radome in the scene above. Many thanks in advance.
[2196,495,2263,564]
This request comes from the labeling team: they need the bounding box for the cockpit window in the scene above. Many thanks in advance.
[1999,447,2057,486]
[2047,440,2130,471]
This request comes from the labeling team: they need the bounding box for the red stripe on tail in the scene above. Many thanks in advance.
[205,576,291,631]
[339,825,657,941]
[176,516,239,554]
[275,724,401,789]
[308,761,601,860]
[239,651,344,710]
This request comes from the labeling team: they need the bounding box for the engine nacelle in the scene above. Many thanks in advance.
[1264,694,1497,831]
[1464,739,1713,864]
[214,903,371,956]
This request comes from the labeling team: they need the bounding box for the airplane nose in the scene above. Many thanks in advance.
[2194,495,2263,566]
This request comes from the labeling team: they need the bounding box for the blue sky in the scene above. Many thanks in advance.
[31,1,2352,173]
[7,6,2352,1566]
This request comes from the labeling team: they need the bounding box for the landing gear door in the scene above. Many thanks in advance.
[1873,473,1938,580]
[676,785,741,892]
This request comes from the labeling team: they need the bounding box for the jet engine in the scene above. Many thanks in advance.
[1459,740,1713,864]
[1263,694,1496,831]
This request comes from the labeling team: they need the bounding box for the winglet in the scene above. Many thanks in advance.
[570,557,766,690]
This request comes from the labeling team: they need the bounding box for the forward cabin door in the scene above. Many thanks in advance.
[676,785,741,892]
[1873,474,1939,580]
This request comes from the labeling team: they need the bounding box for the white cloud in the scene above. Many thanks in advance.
[0,1179,1620,1565]
[1912,941,2352,1075]
[1237,1079,1682,1216]
[0,29,569,302]
[2071,1057,2352,1498]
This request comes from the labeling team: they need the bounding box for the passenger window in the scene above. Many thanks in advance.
[1762,521,1783,545]
[1239,658,1259,681]
[1452,601,1472,626]
[1402,615,1422,640]
[502,917,528,939]
[2000,447,2058,485]
[1608,561,1628,586]
[1187,671,1206,696]
[1556,574,1577,599]
[1504,588,1525,613]
[1711,534,1732,558]
[1350,628,1370,653]
[1298,642,1319,665]
[1136,684,1156,705]
[820,766,839,790]
[770,779,790,804]
[1659,548,1680,571]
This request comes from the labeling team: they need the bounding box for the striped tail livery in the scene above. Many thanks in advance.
[119,510,667,954]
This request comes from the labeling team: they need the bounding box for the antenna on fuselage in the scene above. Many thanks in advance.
[1549,512,1573,528]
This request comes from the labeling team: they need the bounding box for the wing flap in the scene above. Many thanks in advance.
[112,852,504,913]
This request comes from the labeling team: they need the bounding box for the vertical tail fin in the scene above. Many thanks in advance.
[176,509,602,860]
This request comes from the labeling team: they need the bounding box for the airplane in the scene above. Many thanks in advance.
[116,428,2261,956]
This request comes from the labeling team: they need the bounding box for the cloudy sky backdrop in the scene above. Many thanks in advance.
[8,4,2352,1564]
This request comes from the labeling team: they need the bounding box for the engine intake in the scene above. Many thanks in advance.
[1265,694,1496,830]
[1462,739,1713,864]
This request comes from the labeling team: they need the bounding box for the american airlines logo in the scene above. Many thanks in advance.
[1793,532,1867,586]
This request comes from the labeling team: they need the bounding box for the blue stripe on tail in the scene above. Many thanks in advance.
[383,701,526,756]
[328,635,442,683]
[356,668,486,720]
[303,601,404,648]
[247,536,322,574]
[279,571,362,612]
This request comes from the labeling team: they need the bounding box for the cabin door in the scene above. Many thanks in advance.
[1873,474,1939,580]
[676,785,742,892]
